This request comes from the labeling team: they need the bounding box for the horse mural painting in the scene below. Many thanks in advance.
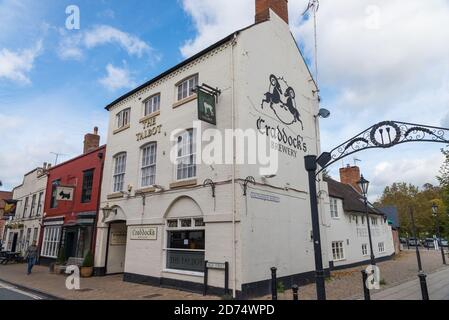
[261,74,303,130]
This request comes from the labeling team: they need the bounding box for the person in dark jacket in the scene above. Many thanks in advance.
[25,241,38,275]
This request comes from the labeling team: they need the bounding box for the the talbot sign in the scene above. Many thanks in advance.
[136,116,162,142]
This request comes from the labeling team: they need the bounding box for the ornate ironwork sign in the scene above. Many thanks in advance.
[317,121,449,173]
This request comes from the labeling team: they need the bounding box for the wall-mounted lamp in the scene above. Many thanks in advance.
[243,176,256,196]
[315,108,331,119]
[203,179,216,198]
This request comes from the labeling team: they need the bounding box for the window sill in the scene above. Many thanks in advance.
[169,179,197,189]
[135,187,156,195]
[107,192,124,200]
[139,111,160,123]
[333,258,346,262]
[163,268,204,277]
[113,124,130,135]
[172,94,197,109]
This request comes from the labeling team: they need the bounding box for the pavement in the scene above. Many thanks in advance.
[0,249,447,300]
[0,263,219,300]
[260,249,449,300]
[372,267,449,300]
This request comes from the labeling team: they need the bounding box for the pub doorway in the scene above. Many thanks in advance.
[11,233,18,252]
[106,221,127,274]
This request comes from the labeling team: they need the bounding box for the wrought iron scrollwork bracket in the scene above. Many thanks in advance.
[316,120,449,175]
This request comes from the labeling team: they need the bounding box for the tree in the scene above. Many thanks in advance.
[377,182,446,238]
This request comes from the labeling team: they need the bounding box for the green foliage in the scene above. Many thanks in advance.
[82,251,94,267]
[56,248,66,265]
[377,182,448,239]
[380,279,387,286]
[277,281,285,293]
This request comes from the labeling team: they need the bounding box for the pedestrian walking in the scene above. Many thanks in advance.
[25,241,38,275]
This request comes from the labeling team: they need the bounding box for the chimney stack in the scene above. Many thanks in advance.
[255,0,289,24]
[339,165,362,193]
[83,127,100,154]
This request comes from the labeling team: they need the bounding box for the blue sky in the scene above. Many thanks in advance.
[1,0,449,200]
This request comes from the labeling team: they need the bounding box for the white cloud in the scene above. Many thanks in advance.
[58,25,155,61]
[178,0,449,195]
[0,92,108,191]
[0,41,42,84]
[99,63,135,91]
[180,0,253,57]
[84,25,151,57]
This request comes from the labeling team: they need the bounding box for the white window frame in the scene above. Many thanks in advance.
[362,243,368,256]
[164,217,205,274]
[332,241,345,261]
[41,226,61,258]
[175,129,196,181]
[116,108,130,129]
[176,74,198,101]
[113,153,127,192]
[30,194,36,217]
[378,242,385,253]
[36,192,43,216]
[144,93,160,116]
[23,197,29,218]
[371,217,378,226]
[141,143,157,187]
[330,198,339,218]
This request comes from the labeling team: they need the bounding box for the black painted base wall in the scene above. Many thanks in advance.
[122,268,330,299]
[329,253,395,271]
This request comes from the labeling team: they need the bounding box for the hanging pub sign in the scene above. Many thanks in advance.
[195,83,221,125]
[56,186,74,201]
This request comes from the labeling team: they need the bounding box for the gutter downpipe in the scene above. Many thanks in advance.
[231,33,237,298]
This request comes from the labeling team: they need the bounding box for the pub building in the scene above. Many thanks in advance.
[94,0,395,298]
[39,128,105,265]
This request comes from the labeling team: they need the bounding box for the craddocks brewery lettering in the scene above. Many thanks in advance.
[256,117,307,158]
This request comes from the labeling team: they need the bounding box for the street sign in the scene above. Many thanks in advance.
[206,261,226,270]
[197,89,216,125]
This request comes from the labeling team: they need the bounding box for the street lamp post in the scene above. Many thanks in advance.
[432,203,446,265]
[357,175,376,267]
[409,207,429,300]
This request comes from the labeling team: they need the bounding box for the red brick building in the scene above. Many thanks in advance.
[39,128,105,264]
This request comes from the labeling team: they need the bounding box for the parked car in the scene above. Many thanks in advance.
[408,238,421,246]
[400,237,408,244]
[423,238,436,249]
[440,239,448,247]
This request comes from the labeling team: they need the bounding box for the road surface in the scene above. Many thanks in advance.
[0,281,43,300]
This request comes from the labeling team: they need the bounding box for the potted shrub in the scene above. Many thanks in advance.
[53,249,66,274]
[80,251,94,278]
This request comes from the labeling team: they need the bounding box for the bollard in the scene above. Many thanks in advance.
[361,270,371,300]
[418,272,429,300]
[271,267,277,300]
[292,284,299,301]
